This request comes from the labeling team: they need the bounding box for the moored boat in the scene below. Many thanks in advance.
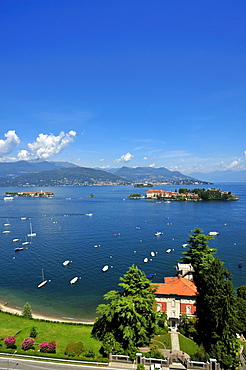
[102,265,109,272]
[208,231,219,236]
[70,276,79,284]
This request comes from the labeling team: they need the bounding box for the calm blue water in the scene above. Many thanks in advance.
[0,183,245,321]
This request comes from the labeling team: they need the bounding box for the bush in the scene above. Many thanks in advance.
[4,336,16,348]
[22,337,35,350]
[39,341,56,353]
[85,349,95,358]
[65,341,84,356]
[137,365,145,370]
[30,326,37,338]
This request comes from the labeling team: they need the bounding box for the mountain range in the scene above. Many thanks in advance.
[189,170,246,183]
[0,161,208,187]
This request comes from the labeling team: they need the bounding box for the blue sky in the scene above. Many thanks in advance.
[1,0,246,174]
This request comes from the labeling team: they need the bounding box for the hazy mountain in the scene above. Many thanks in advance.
[0,166,129,187]
[112,166,202,183]
[189,170,246,182]
[0,160,78,178]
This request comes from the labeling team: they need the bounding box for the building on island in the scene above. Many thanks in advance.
[153,264,197,329]
[146,189,199,199]
[5,190,54,197]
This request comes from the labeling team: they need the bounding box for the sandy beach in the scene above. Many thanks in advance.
[0,302,94,325]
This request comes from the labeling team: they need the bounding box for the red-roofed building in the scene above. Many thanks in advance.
[152,266,198,328]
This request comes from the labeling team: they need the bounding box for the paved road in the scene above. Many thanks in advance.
[0,358,119,370]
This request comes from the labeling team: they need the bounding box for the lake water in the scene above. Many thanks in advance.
[0,183,245,321]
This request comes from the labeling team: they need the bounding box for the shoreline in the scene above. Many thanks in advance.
[0,302,95,325]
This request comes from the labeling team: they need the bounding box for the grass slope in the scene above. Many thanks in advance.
[0,312,104,362]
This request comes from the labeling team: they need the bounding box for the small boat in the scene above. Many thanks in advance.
[27,222,36,237]
[102,265,109,272]
[155,232,162,236]
[166,248,172,253]
[4,196,14,201]
[38,269,48,288]
[22,235,30,245]
[14,247,24,252]
[4,219,10,227]
[70,276,79,284]
[146,273,156,279]
[150,251,156,257]
[143,258,148,263]
[94,244,101,248]
[182,244,189,248]
[20,217,28,220]
[63,260,71,266]
[86,213,93,216]
[208,231,219,236]
[238,262,243,268]
[12,238,20,242]
[3,230,11,234]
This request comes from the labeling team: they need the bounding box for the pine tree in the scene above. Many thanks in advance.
[22,302,33,318]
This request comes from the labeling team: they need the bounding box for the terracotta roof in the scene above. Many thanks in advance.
[153,276,198,296]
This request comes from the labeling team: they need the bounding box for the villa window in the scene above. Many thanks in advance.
[171,299,175,307]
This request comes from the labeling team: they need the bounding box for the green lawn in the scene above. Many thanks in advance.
[151,333,171,349]
[179,334,199,356]
[0,311,105,362]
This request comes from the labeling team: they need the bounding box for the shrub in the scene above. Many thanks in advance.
[85,349,95,358]
[22,337,35,350]
[4,336,16,348]
[39,341,56,353]
[22,302,33,318]
[65,341,84,356]
[30,326,37,338]
[137,365,145,370]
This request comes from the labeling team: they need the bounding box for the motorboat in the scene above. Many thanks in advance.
[70,276,79,284]
[143,258,148,263]
[27,222,36,237]
[12,238,20,242]
[102,265,109,272]
[4,196,14,201]
[63,260,71,266]
[14,247,24,252]
[20,217,28,220]
[208,231,219,236]
[38,269,48,288]
[166,248,172,253]
[146,273,156,279]
[155,232,162,236]
[182,244,189,248]
[94,244,101,248]
[150,251,156,257]
[3,230,11,234]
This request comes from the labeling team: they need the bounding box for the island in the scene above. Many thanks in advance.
[4,190,55,197]
[145,188,239,201]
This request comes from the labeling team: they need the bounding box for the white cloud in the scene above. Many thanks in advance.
[226,159,241,169]
[143,157,148,160]
[0,130,20,156]
[149,163,155,167]
[17,130,76,160]
[99,158,105,161]
[114,152,134,163]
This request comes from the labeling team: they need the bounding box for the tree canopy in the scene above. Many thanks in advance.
[92,265,159,356]
[181,228,239,369]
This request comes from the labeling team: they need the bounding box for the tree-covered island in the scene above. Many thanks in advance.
[144,188,238,201]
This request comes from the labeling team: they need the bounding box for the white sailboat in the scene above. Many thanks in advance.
[38,269,47,288]
[22,236,30,245]
[27,222,36,237]
[4,219,10,227]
